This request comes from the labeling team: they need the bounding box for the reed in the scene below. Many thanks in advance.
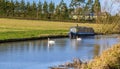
[87,44,120,69]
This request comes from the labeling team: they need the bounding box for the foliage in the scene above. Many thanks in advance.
[43,1,48,18]
[84,0,93,12]
[48,1,55,19]
[93,0,101,14]
[54,5,61,20]
[69,0,85,8]
[49,1,55,14]
[31,1,37,17]
[57,0,69,20]
[0,0,102,22]
[37,0,42,18]
[20,0,25,17]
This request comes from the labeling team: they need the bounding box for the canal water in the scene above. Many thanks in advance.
[0,34,120,69]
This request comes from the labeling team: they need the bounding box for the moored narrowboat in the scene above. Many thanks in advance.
[69,26,95,39]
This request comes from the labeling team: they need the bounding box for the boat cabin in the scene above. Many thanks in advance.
[69,26,95,39]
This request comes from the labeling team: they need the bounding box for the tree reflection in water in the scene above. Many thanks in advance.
[94,44,100,57]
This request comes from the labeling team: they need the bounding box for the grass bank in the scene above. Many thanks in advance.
[0,18,119,41]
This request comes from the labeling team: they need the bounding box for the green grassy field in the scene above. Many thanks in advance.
[0,18,117,40]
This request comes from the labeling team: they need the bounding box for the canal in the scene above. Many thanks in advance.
[0,34,119,69]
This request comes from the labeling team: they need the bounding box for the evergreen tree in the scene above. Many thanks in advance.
[20,0,25,17]
[26,1,31,17]
[49,1,55,14]
[84,0,93,20]
[54,5,60,20]
[69,0,85,21]
[93,0,101,15]
[0,0,5,16]
[37,0,42,18]
[69,0,85,8]
[31,1,37,18]
[93,0,101,22]
[61,2,68,19]
[49,1,55,19]
[69,0,74,8]
[59,0,64,7]
[56,0,69,20]
[69,0,74,14]
[84,0,93,11]
[14,0,20,16]
[0,0,2,15]
[6,0,11,16]
[43,1,48,19]
[31,1,37,11]
[10,0,15,16]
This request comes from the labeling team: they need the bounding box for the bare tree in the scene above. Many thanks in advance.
[98,0,120,34]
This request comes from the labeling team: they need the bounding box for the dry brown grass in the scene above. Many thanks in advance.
[0,18,103,32]
[88,44,120,69]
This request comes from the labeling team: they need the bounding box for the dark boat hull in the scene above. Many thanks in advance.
[69,32,95,39]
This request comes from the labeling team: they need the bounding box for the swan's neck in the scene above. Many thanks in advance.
[48,38,50,41]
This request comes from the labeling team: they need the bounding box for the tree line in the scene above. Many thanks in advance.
[0,0,101,22]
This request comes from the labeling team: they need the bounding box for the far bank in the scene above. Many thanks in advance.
[0,18,119,42]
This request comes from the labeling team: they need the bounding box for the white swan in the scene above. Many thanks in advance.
[48,38,55,44]
[76,37,82,41]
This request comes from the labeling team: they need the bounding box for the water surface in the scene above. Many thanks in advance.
[0,34,120,69]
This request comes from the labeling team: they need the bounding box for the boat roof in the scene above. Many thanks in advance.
[70,26,92,29]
